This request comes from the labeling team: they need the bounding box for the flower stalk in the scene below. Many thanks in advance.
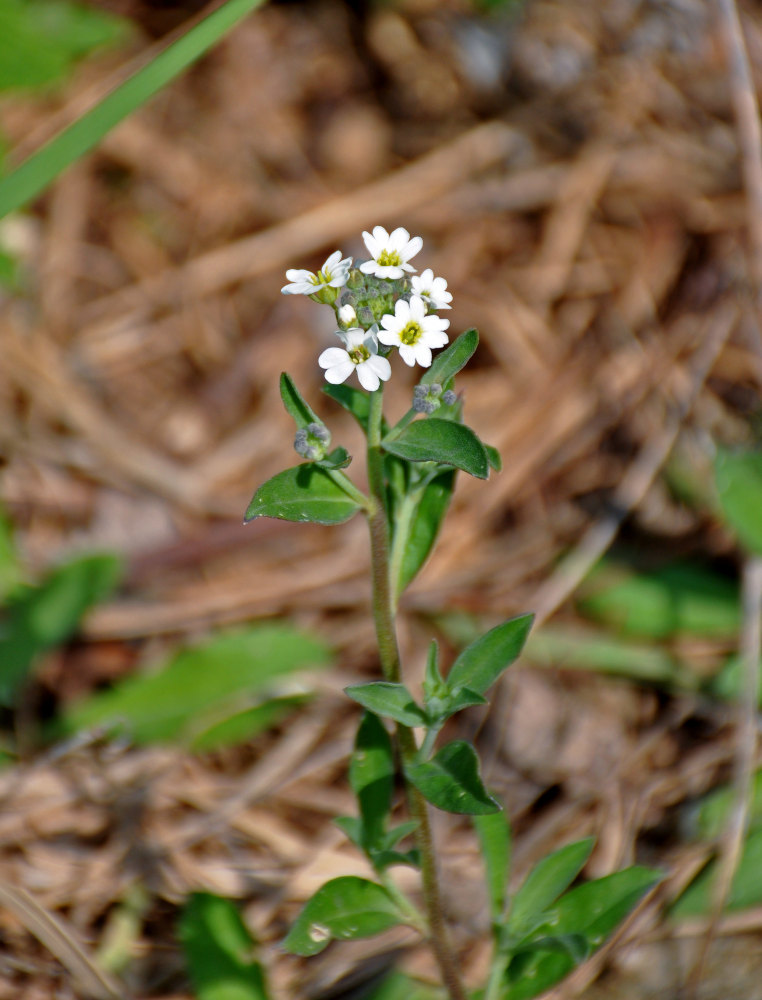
[364,384,469,1000]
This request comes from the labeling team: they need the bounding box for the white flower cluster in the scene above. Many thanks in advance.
[281,226,452,392]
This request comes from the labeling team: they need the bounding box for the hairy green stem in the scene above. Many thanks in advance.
[325,468,372,511]
[365,385,468,1000]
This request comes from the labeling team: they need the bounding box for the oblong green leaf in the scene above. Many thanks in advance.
[485,444,502,472]
[179,892,269,1000]
[283,877,404,956]
[541,866,661,940]
[446,614,534,697]
[279,372,321,428]
[671,828,762,917]
[405,741,499,815]
[395,469,456,597]
[317,447,351,470]
[0,0,267,218]
[419,328,479,386]
[715,448,762,555]
[350,712,395,846]
[0,553,122,706]
[382,419,489,479]
[345,682,427,727]
[474,809,511,920]
[508,837,594,937]
[322,383,372,433]
[244,465,362,525]
[60,624,330,745]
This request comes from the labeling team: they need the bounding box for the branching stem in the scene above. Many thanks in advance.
[364,385,468,1000]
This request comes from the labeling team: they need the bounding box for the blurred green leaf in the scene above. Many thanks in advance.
[189,696,309,752]
[0,553,122,706]
[474,808,511,920]
[419,329,479,387]
[405,741,499,815]
[671,829,762,918]
[0,0,129,94]
[689,770,762,841]
[345,682,428,727]
[578,562,740,640]
[715,448,762,556]
[485,444,502,472]
[394,469,456,598]
[316,447,352,471]
[525,625,693,687]
[365,971,444,1000]
[179,893,270,1000]
[0,510,22,602]
[383,420,489,479]
[446,615,534,696]
[349,712,395,848]
[508,838,594,938]
[0,0,267,219]
[707,652,762,706]
[244,465,363,525]
[283,877,404,956]
[60,624,331,745]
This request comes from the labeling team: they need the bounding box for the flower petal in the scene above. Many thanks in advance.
[414,344,433,367]
[376,329,399,346]
[403,236,423,261]
[357,363,381,392]
[323,361,355,384]
[323,250,342,271]
[319,347,350,368]
[367,355,392,380]
[398,345,417,367]
[388,227,410,252]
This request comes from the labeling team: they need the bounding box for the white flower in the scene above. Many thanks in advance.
[377,295,449,368]
[318,327,392,392]
[282,250,352,295]
[411,268,452,310]
[360,226,422,279]
[337,303,357,327]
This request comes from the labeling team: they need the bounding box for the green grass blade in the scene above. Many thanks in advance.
[0,0,267,219]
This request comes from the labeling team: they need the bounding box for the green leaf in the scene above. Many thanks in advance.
[0,0,267,219]
[0,509,22,602]
[365,971,445,1000]
[485,444,502,472]
[689,770,762,841]
[474,809,511,920]
[349,712,395,847]
[382,419,489,479]
[0,553,122,706]
[179,893,270,1000]
[60,624,331,745]
[395,469,456,597]
[283,877,404,956]
[715,448,762,556]
[345,683,428,727]
[446,614,534,697]
[577,562,740,640]
[671,828,762,917]
[405,741,500,815]
[419,329,479,386]
[316,447,351,470]
[0,0,129,94]
[189,696,309,752]
[279,372,321,428]
[539,866,661,941]
[508,838,594,937]
[423,641,445,702]
[322,383,372,433]
[244,465,362,525]
[503,866,661,1000]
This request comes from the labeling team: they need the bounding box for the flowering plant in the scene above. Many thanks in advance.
[245,228,660,1000]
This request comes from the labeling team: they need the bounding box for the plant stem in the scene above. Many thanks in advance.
[365,385,468,1000]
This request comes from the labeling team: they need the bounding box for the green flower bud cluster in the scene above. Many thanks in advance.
[412,383,457,414]
[294,422,331,461]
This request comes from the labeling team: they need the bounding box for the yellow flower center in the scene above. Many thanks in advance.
[377,250,402,267]
[400,321,422,346]
[312,269,330,285]
[349,344,371,364]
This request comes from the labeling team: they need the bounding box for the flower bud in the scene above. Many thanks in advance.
[294,422,331,461]
[337,303,357,328]
[442,390,457,406]
[413,383,443,414]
